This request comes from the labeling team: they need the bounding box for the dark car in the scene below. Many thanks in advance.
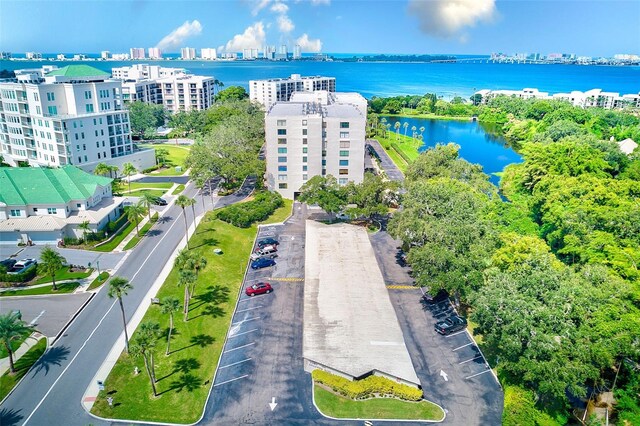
[435,315,467,335]
[245,282,273,296]
[257,238,279,248]
[422,289,449,305]
[251,257,276,270]
[0,258,16,270]
[8,258,37,274]
[152,197,168,206]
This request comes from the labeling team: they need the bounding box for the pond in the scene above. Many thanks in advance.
[383,117,522,186]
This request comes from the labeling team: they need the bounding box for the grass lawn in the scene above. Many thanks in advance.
[0,338,47,401]
[373,132,425,172]
[117,182,173,193]
[172,184,185,195]
[124,213,158,250]
[91,209,262,423]
[313,385,445,421]
[140,144,190,176]
[33,267,93,284]
[0,282,80,297]
[126,189,167,198]
[384,109,473,121]
[258,199,293,225]
[92,219,136,252]
[0,330,31,358]
[88,271,110,291]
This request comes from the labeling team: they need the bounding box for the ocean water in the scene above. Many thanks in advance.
[384,117,521,185]
[1,59,638,99]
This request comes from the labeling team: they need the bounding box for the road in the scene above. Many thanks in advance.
[0,247,125,271]
[0,178,254,426]
[367,139,405,182]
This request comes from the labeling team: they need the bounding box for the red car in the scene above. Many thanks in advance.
[245,282,273,296]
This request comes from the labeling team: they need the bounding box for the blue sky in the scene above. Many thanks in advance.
[1,0,638,56]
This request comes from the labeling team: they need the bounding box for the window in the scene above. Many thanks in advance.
[278,165,287,171]
[33,208,38,212]
[75,134,78,140]
[340,122,350,128]
[46,92,55,101]
[340,141,350,149]
[339,178,348,185]
[77,203,81,208]
[339,169,349,175]
[340,160,349,166]
[303,174,308,180]
[78,157,81,163]
[83,144,86,150]
[302,129,307,135]
[302,120,307,126]
[10,209,20,217]
[96,142,100,148]
[278,156,287,163]
[278,174,287,181]
[278,183,287,189]
[47,106,57,116]
[340,150,349,157]
[278,138,287,145]
[81,132,85,139]
[302,165,307,171]
[47,208,57,214]
[277,120,287,126]
[277,129,287,135]
[86,104,94,113]
[277,147,287,154]
[302,138,308,145]
[84,91,92,99]
[302,147,308,153]
[340,132,349,138]
[322,160,326,166]
[302,156,307,163]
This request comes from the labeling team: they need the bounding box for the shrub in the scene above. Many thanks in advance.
[0,264,37,284]
[63,237,83,246]
[142,164,161,173]
[391,143,411,163]
[312,369,423,401]
[217,191,284,228]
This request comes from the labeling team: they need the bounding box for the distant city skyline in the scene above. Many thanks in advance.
[1,1,638,57]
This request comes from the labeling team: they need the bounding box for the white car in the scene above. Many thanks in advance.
[250,245,278,261]
[8,258,37,274]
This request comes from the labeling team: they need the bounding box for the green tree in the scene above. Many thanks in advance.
[411,125,417,138]
[126,202,146,237]
[108,276,133,353]
[178,270,196,321]
[155,148,169,167]
[140,192,157,223]
[298,175,348,221]
[122,162,137,194]
[127,102,166,138]
[40,247,66,291]
[393,121,401,140]
[470,93,482,106]
[130,321,161,396]
[94,162,111,177]
[78,220,91,243]
[176,195,194,249]
[346,172,399,222]
[0,312,33,374]
[215,85,248,102]
[402,122,409,139]
[160,297,181,355]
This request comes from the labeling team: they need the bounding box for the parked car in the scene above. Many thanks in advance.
[0,258,17,270]
[152,197,168,206]
[257,238,279,248]
[435,315,467,335]
[251,257,276,270]
[245,282,273,296]
[250,245,278,261]
[8,258,37,274]
[422,289,449,305]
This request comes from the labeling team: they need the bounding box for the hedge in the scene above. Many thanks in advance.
[216,191,284,228]
[0,264,38,284]
[312,369,423,402]
[142,164,161,173]
[390,143,411,164]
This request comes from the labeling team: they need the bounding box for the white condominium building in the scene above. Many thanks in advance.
[157,74,215,113]
[111,64,187,81]
[250,74,337,108]
[130,48,145,60]
[148,47,162,59]
[475,87,640,109]
[181,47,196,60]
[201,48,217,60]
[0,65,154,172]
[265,91,367,199]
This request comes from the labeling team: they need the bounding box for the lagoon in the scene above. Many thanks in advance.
[383,117,521,185]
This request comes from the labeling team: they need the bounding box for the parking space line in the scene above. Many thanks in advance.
[267,277,304,282]
[214,375,250,387]
[236,306,262,313]
[219,358,252,369]
[445,330,467,338]
[224,342,255,353]
[228,328,259,339]
[231,316,259,326]
[452,342,474,351]
[466,369,492,379]
[459,355,484,365]
[386,285,417,290]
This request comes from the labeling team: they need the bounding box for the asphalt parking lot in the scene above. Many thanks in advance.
[370,231,504,425]
[0,246,126,270]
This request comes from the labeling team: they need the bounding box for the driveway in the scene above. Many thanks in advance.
[0,246,126,270]
[367,139,405,182]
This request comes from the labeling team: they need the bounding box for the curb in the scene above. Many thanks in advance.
[51,292,96,345]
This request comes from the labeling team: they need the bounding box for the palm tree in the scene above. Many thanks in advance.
[174,248,195,270]
[140,193,156,223]
[394,121,401,140]
[411,125,417,139]
[178,270,196,321]
[190,255,207,298]
[108,276,133,353]
[156,148,169,167]
[0,312,33,374]
[122,162,137,194]
[188,197,196,226]
[176,195,192,249]
[78,220,91,243]
[402,122,409,140]
[160,297,180,355]
[385,123,391,137]
[94,162,110,177]
[109,165,119,179]
[40,247,66,291]
[419,126,425,140]
[126,202,146,237]
[380,117,388,137]
[130,321,160,396]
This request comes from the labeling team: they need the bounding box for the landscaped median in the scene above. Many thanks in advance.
[0,338,47,401]
[375,133,423,172]
[90,199,292,423]
[0,282,81,297]
[312,370,445,422]
[123,213,159,250]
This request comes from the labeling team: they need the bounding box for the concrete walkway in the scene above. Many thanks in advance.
[0,269,101,294]
[0,333,46,376]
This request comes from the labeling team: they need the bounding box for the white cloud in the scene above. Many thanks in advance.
[277,15,295,33]
[155,20,203,51]
[271,2,289,13]
[295,33,322,52]
[408,0,496,38]
[224,22,267,52]
[310,0,330,5]
[252,0,272,16]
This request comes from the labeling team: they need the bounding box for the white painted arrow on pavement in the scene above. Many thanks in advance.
[269,397,278,411]
[440,369,449,382]
[30,310,46,326]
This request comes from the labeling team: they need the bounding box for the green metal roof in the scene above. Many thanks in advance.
[45,65,110,78]
[0,166,112,206]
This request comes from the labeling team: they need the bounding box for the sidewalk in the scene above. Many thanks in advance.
[0,333,46,376]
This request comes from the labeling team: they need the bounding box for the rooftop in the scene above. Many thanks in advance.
[267,91,365,118]
[0,166,112,206]
[45,65,110,78]
[303,221,420,386]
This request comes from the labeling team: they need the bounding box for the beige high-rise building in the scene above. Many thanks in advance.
[265,91,367,199]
